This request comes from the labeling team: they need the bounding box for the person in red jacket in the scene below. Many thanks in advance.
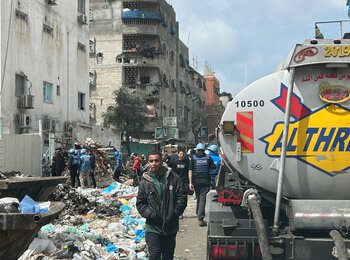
[132,153,141,186]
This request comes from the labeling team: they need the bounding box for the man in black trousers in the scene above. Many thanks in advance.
[136,151,187,260]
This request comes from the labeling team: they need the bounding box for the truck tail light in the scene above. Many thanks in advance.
[210,245,246,259]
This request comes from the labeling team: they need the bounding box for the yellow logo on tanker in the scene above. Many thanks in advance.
[260,104,350,176]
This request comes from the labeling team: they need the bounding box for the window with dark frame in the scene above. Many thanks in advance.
[78,92,85,110]
[15,74,25,97]
[78,0,85,13]
[43,24,53,36]
[15,9,28,22]
[78,42,86,52]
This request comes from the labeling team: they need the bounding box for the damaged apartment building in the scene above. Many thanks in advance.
[1,0,90,147]
[89,0,206,142]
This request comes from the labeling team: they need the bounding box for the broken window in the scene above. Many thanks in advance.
[179,54,185,68]
[89,71,96,86]
[78,92,85,110]
[97,53,103,64]
[162,43,166,56]
[171,108,175,117]
[89,102,96,118]
[15,9,28,22]
[162,74,168,87]
[89,39,96,54]
[170,50,174,63]
[43,24,53,36]
[163,105,166,117]
[15,74,25,97]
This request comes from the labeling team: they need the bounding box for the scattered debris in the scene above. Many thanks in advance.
[20,181,148,259]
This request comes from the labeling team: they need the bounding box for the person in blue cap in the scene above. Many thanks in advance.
[68,149,81,187]
[188,143,216,227]
[207,144,222,189]
[113,151,123,181]
[79,148,92,188]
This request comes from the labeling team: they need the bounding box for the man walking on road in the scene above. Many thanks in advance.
[136,151,187,260]
[189,143,216,227]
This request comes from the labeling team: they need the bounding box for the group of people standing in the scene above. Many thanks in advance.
[67,148,96,188]
[136,143,222,260]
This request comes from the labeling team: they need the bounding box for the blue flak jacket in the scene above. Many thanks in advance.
[114,155,123,169]
[193,154,210,175]
[80,154,92,171]
[208,153,221,176]
[72,155,80,166]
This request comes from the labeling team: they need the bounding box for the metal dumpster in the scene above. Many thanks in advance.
[0,201,65,260]
[0,176,68,201]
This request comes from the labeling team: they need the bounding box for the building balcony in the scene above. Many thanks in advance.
[122,20,160,35]
[122,10,161,20]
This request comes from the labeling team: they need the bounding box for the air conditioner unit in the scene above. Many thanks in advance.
[18,94,34,109]
[47,0,57,6]
[42,118,51,130]
[18,114,31,128]
[78,14,88,25]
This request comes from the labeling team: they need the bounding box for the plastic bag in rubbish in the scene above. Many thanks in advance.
[135,229,145,238]
[0,197,20,213]
[18,238,57,260]
[100,183,117,193]
[103,243,119,253]
[120,205,131,213]
[20,195,49,213]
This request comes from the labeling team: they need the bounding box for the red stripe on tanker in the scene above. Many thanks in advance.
[237,112,254,153]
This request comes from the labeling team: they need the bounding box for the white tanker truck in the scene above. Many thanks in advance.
[206,25,350,260]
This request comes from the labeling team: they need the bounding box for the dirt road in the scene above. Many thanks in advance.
[175,195,207,260]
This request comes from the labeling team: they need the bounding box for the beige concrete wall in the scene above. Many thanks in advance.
[0,134,41,176]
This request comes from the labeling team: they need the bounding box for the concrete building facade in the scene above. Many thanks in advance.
[204,64,221,134]
[1,0,90,148]
[89,0,206,143]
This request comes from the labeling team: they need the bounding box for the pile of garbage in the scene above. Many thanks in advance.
[20,182,148,259]
[0,170,25,179]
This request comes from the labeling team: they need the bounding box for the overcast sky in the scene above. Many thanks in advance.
[166,0,349,95]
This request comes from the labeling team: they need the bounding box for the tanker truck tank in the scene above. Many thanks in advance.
[218,39,350,200]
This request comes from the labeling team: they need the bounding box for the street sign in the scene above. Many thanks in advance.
[163,117,177,127]
[155,127,165,139]
[167,128,179,139]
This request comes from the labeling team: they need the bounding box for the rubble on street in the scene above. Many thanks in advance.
[19,181,148,260]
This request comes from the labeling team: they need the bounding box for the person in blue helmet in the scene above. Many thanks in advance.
[207,144,222,189]
[113,151,123,181]
[68,149,81,187]
[79,148,92,188]
[188,143,216,227]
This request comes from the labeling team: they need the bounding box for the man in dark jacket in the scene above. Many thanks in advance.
[136,151,187,260]
[189,143,216,227]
